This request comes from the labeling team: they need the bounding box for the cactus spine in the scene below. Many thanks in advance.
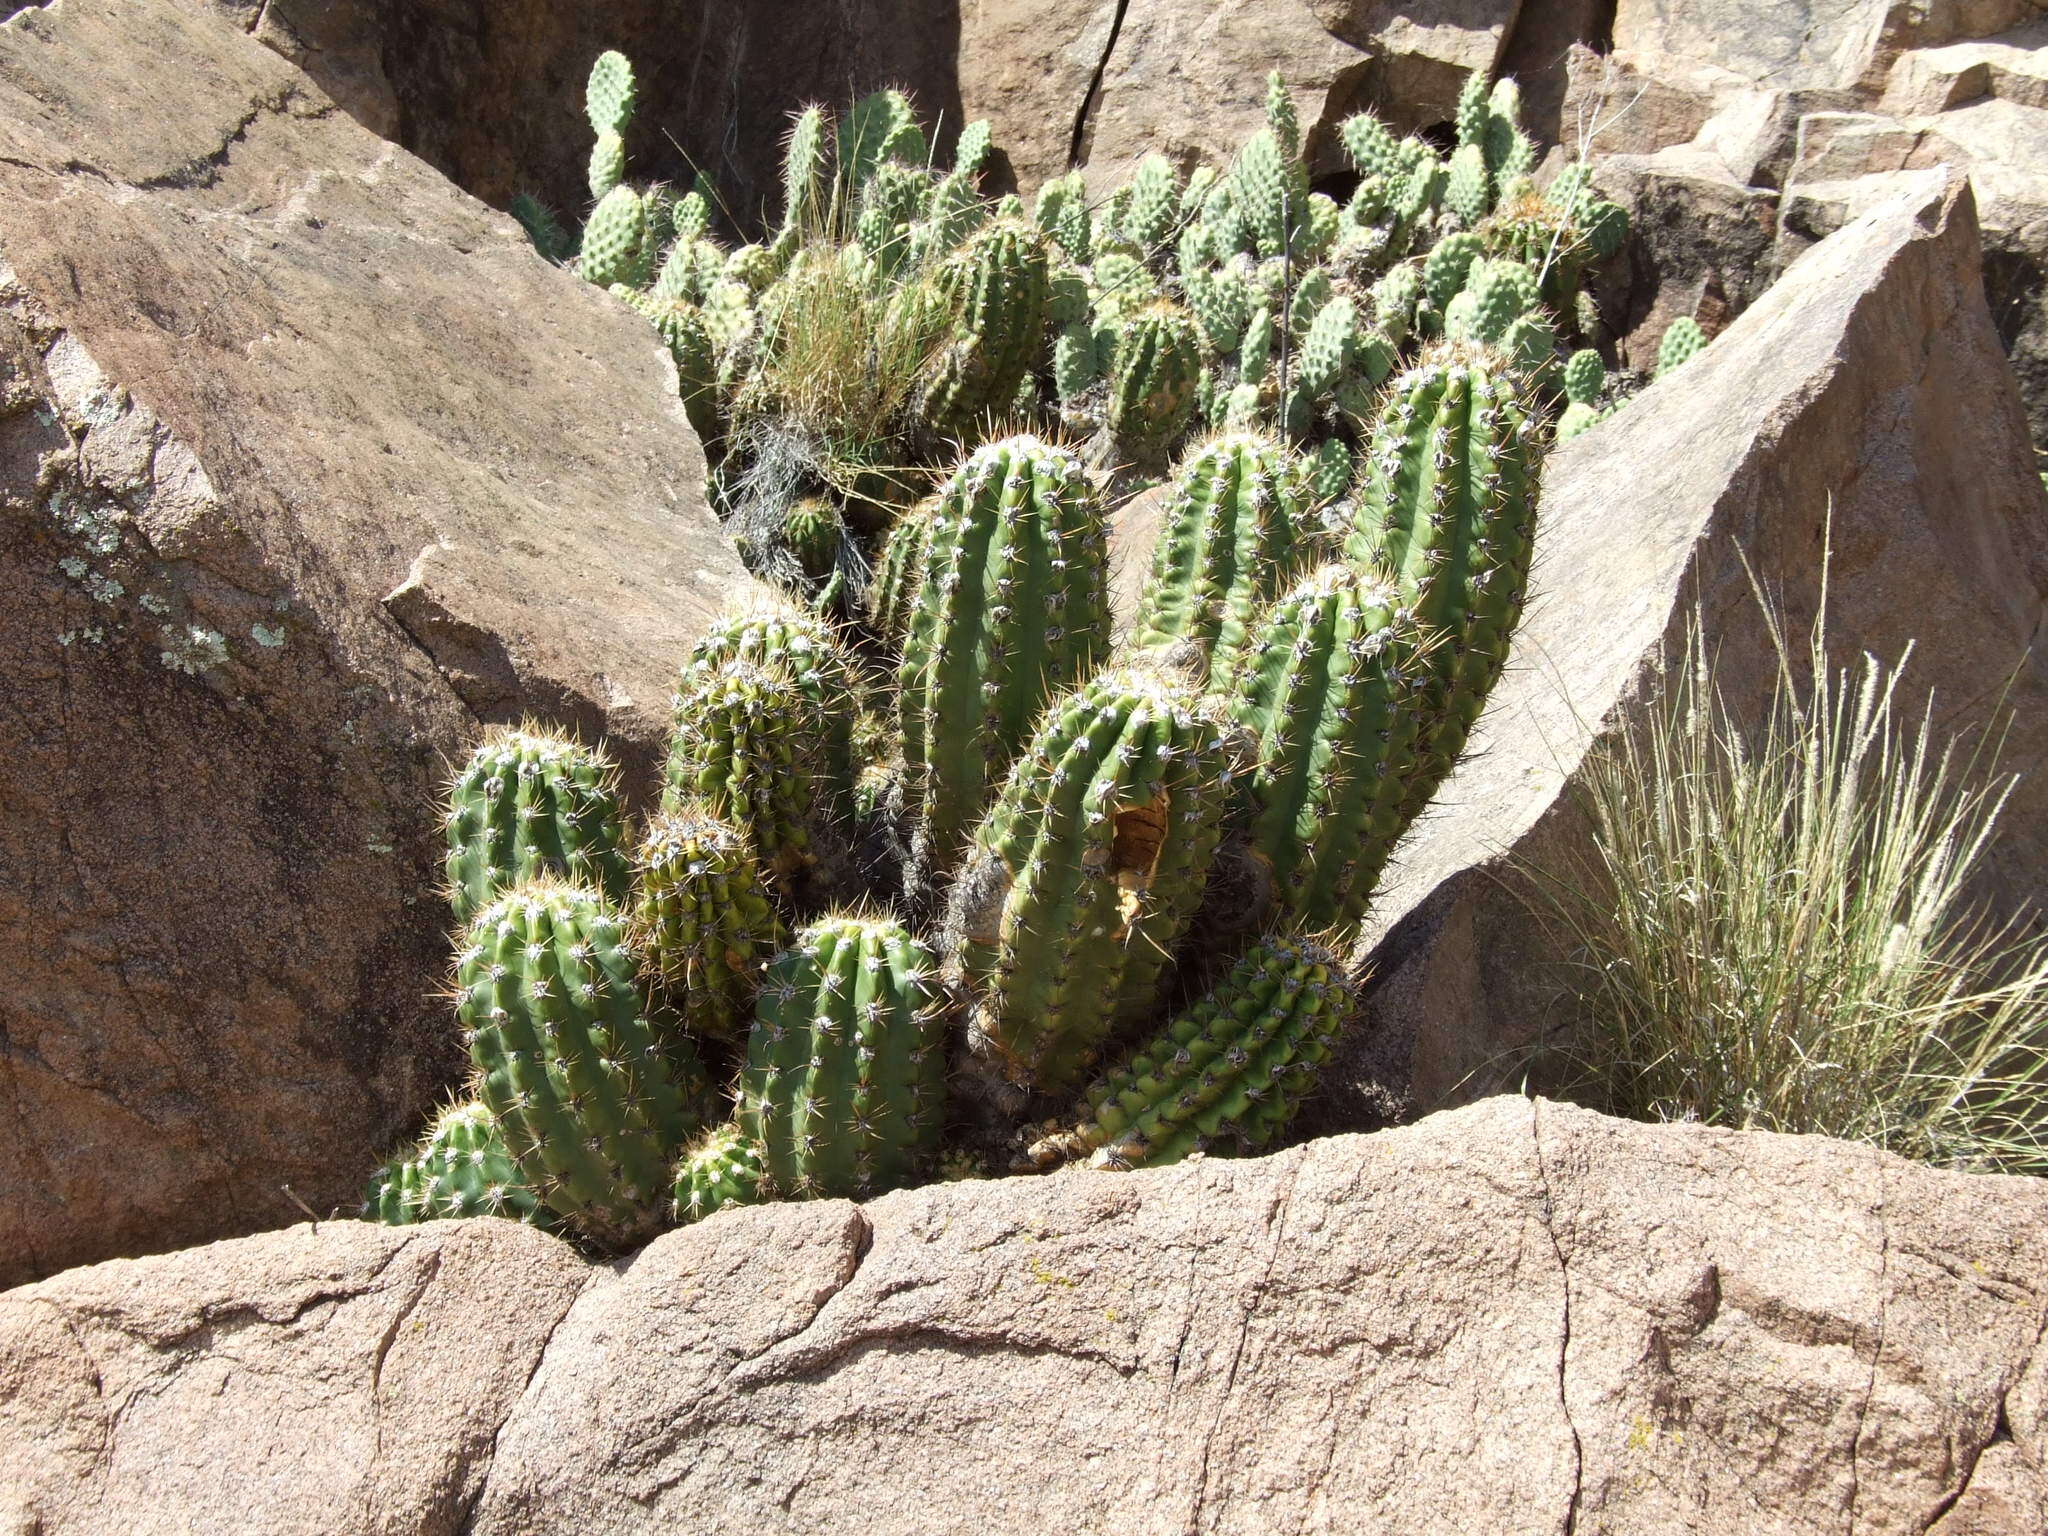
[364,1100,548,1227]
[443,725,630,928]
[948,665,1243,1099]
[898,436,1110,887]
[1024,933,1358,1170]
[663,658,832,885]
[1129,434,1313,687]
[1228,563,1440,927]
[459,880,708,1249]
[680,605,864,813]
[738,915,946,1197]
[627,807,783,1040]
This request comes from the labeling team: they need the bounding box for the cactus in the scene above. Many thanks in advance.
[1023,933,1359,1170]
[781,495,842,586]
[1557,400,1603,442]
[627,806,783,1040]
[671,1125,771,1223]
[1563,348,1605,405]
[1446,142,1492,229]
[1228,563,1440,927]
[839,88,925,198]
[510,194,574,264]
[586,50,637,138]
[1130,434,1313,686]
[1123,154,1183,249]
[680,603,864,816]
[1232,128,1296,261]
[1035,170,1092,263]
[1339,112,1404,181]
[460,879,709,1249]
[363,1099,550,1227]
[1657,316,1706,376]
[443,724,630,928]
[780,105,827,234]
[580,184,651,289]
[898,436,1110,886]
[1284,294,1358,433]
[738,915,946,1198]
[1310,437,1354,505]
[948,664,1244,1100]
[663,658,832,885]
[867,496,940,648]
[1108,301,1201,462]
[1423,231,1485,317]
[918,218,1052,445]
[1344,342,1539,804]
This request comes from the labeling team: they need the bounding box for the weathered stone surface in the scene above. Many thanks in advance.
[0,0,766,1285]
[5,1100,2043,1533]
[1299,173,2048,1124]
[0,1219,590,1536]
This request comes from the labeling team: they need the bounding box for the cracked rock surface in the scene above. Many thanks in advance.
[0,0,765,1285]
[2,1099,2042,1534]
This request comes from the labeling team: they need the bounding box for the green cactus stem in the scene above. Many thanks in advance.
[898,435,1110,889]
[738,914,946,1198]
[460,879,708,1250]
[1108,301,1201,464]
[948,664,1244,1101]
[1228,562,1441,928]
[671,1125,772,1223]
[442,723,630,929]
[1023,933,1359,1170]
[1657,316,1706,376]
[1128,433,1313,687]
[627,806,784,1040]
[866,496,940,649]
[580,184,649,289]
[363,1099,550,1228]
[918,218,1053,446]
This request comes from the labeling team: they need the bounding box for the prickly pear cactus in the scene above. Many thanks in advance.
[1108,301,1201,463]
[363,1099,550,1227]
[460,880,709,1249]
[1657,316,1706,376]
[581,185,650,289]
[627,807,783,1040]
[671,1125,771,1223]
[1344,341,1539,805]
[443,724,631,928]
[1129,433,1314,687]
[738,915,946,1198]
[1228,563,1439,928]
[918,219,1053,445]
[663,658,832,885]
[898,436,1110,888]
[948,664,1245,1101]
[1024,933,1358,1170]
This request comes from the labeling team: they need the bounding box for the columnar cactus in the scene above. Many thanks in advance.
[918,218,1053,445]
[866,496,940,649]
[1228,563,1439,927]
[663,658,832,885]
[1108,301,1201,462]
[363,1099,548,1227]
[671,1125,771,1223]
[898,436,1110,887]
[460,880,709,1249]
[948,664,1244,1100]
[738,915,946,1197]
[678,605,864,821]
[627,806,783,1039]
[443,724,630,927]
[1129,434,1314,687]
[1024,933,1358,1170]
[1344,342,1539,804]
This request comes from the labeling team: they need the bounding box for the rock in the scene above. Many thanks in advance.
[0,1219,590,1535]
[0,0,767,1285]
[5,1099,2044,1532]
[1299,172,2048,1125]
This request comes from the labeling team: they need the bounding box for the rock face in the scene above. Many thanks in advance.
[1293,172,2048,1126]
[0,0,766,1286]
[4,1099,2044,1534]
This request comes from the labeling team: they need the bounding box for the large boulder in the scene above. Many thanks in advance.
[0,0,767,1286]
[4,1099,2044,1533]
[1296,171,2048,1125]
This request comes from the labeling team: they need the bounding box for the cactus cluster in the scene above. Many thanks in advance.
[367,49,1629,1253]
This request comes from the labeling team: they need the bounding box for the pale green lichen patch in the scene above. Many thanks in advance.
[250,621,286,648]
[160,625,228,675]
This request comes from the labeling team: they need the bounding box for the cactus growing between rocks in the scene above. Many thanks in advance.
[1024,933,1358,1170]
[948,665,1245,1101]
[443,724,631,928]
[898,436,1110,887]
[1108,301,1201,463]
[1658,316,1707,376]
[363,1099,549,1227]
[1129,434,1314,686]
[1228,563,1440,928]
[671,1125,772,1223]
[459,879,710,1249]
[738,914,946,1197]
[627,807,783,1039]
